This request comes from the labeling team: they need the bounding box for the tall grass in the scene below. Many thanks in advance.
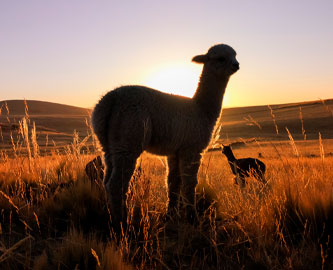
[0,107,333,269]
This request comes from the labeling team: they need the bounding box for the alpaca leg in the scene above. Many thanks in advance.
[103,152,113,186]
[239,176,246,187]
[234,173,246,188]
[234,174,245,187]
[234,176,239,185]
[166,155,182,217]
[96,155,105,183]
[105,152,138,231]
[179,152,201,223]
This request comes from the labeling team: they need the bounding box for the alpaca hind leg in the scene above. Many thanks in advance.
[103,152,113,186]
[166,155,182,218]
[105,153,138,232]
[240,176,246,187]
[233,176,239,185]
[234,174,245,187]
[179,152,201,224]
[237,175,246,188]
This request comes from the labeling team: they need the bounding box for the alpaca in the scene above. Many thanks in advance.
[222,145,266,187]
[85,156,104,183]
[92,44,239,228]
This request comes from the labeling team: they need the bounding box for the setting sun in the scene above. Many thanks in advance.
[141,63,201,98]
[141,62,233,107]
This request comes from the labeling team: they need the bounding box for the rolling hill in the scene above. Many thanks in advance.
[0,100,90,116]
[0,100,92,153]
[220,99,333,142]
[0,100,91,134]
[0,98,332,154]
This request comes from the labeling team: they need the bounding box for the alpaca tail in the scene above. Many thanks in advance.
[91,91,116,152]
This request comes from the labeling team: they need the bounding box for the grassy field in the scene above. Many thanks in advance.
[0,99,333,269]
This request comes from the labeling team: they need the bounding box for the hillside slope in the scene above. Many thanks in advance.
[220,99,333,141]
[0,100,92,152]
[0,100,90,116]
[1,98,332,152]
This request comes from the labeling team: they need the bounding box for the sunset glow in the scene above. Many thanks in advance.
[1,1,332,108]
[141,63,237,107]
[141,63,201,98]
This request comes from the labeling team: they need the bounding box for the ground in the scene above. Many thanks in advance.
[0,99,333,269]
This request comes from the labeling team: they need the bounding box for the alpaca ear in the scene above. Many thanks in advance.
[192,54,208,64]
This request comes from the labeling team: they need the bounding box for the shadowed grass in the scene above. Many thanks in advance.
[33,229,133,270]
[1,121,333,269]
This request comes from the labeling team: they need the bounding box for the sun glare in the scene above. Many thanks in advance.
[140,62,234,107]
[141,63,202,98]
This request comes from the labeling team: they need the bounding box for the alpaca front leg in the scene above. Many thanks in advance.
[179,153,201,224]
[166,155,182,218]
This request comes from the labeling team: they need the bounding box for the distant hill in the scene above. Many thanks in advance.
[0,98,332,152]
[0,100,90,116]
[0,100,92,153]
[220,99,333,141]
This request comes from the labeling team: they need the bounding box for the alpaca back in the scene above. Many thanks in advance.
[93,86,215,156]
[236,158,266,178]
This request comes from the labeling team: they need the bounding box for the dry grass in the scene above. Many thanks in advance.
[0,102,333,269]
[1,140,333,269]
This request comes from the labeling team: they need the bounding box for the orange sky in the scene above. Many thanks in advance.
[1,1,332,108]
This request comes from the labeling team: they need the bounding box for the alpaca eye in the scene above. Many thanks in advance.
[218,57,225,62]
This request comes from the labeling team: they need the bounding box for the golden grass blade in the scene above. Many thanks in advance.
[299,107,306,140]
[4,102,10,123]
[268,105,279,136]
[19,117,31,160]
[31,121,39,158]
[0,190,19,212]
[319,132,325,161]
[91,248,101,267]
[286,127,299,157]
[24,99,30,124]
[244,115,262,130]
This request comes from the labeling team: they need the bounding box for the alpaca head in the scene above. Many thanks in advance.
[192,44,239,77]
[222,144,233,156]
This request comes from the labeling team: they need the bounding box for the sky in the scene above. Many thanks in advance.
[1,0,332,108]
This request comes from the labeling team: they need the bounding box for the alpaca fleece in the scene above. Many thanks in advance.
[92,44,239,228]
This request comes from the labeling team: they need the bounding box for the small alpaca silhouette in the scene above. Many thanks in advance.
[222,145,266,187]
[85,156,104,183]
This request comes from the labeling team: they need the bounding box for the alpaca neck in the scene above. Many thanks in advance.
[224,151,236,162]
[193,67,230,120]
